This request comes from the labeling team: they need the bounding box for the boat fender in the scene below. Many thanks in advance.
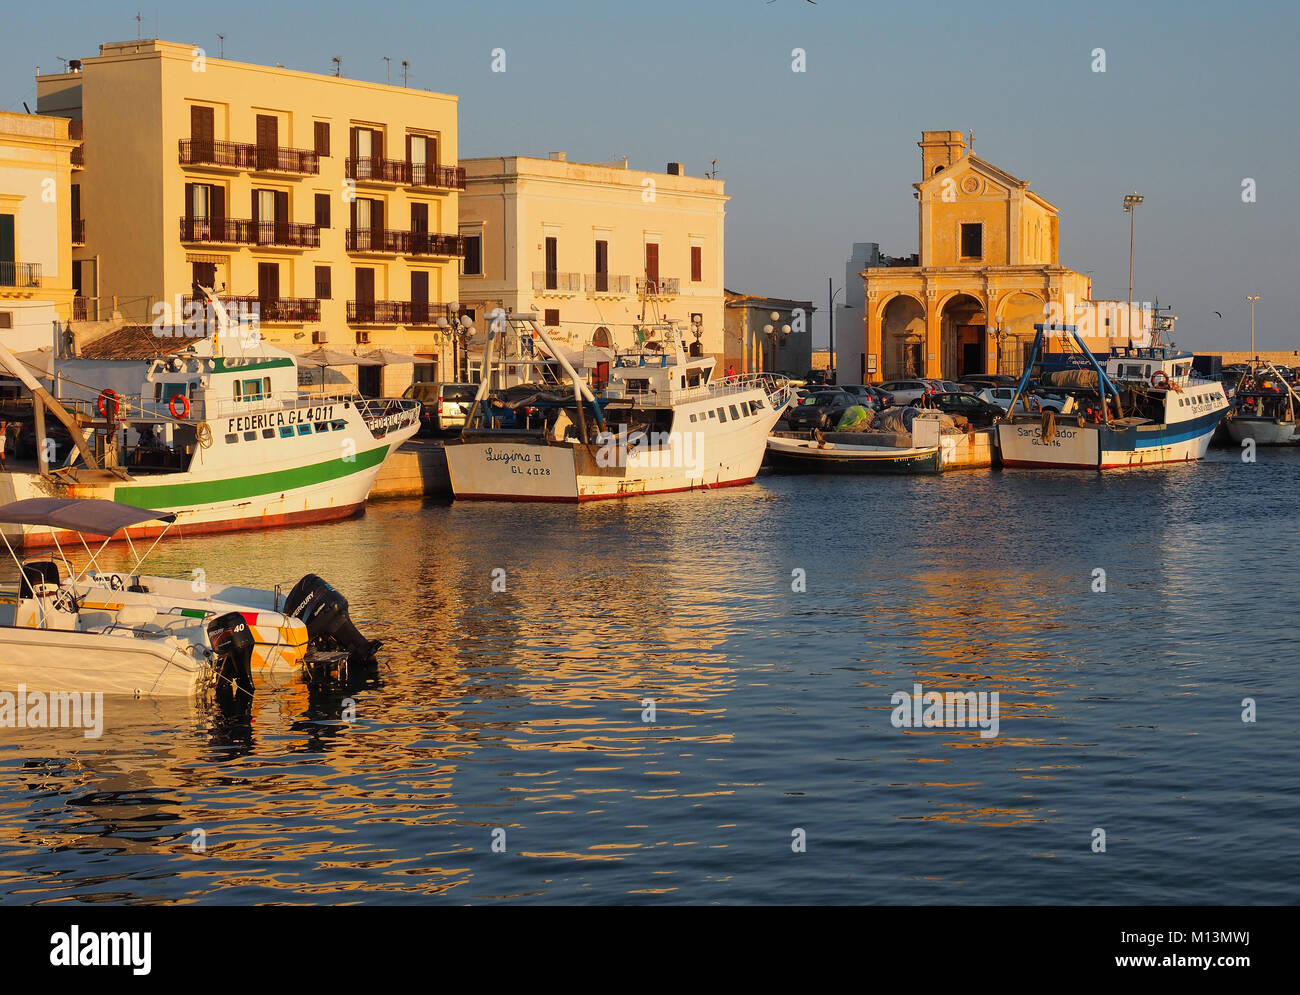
[169,394,191,419]
[96,388,120,418]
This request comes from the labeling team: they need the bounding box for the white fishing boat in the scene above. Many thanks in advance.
[0,500,212,697]
[996,323,1230,470]
[445,311,793,501]
[0,286,422,552]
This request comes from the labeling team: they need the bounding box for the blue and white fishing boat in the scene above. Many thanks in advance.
[996,323,1230,470]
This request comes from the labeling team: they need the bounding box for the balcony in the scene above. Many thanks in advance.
[345,228,464,257]
[0,261,41,288]
[346,300,453,326]
[410,163,466,191]
[532,271,583,294]
[637,277,680,297]
[72,218,86,246]
[184,294,321,323]
[69,120,84,169]
[345,157,409,185]
[584,273,633,295]
[178,139,320,176]
[179,217,321,249]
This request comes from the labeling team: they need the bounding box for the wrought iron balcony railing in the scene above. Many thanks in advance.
[178,139,320,175]
[179,217,320,248]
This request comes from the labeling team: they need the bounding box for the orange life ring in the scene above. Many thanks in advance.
[169,393,191,420]
[1150,370,1171,389]
[96,389,119,418]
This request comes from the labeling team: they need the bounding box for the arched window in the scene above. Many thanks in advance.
[592,326,611,349]
[688,341,703,357]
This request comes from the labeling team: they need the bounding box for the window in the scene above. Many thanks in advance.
[691,245,702,282]
[314,121,331,157]
[315,265,332,300]
[689,413,697,423]
[225,433,238,444]
[462,235,482,276]
[644,242,659,287]
[261,428,276,439]
[960,223,983,259]
[257,261,279,303]
[544,236,558,289]
[315,193,330,229]
[729,404,740,420]
[297,424,313,436]
[279,426,294,438]
[241,378,267,401]
[243,430,257,441]
[544,309,559,327]
[717,407,727,423]
[410,202,428,234]
[595,239,608,291]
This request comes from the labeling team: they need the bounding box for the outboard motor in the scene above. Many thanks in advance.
[283,574,381,666]
[208,612,255,707]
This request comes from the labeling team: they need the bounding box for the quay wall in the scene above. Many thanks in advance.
[371,440,451,498]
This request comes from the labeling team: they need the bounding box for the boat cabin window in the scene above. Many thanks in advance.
[729,404,740,420]
[717,407,727,423]
[236,377,272,402]
[753,397,765,410]
[297,424,313,435]
[154,382,189,403]
[261,428,276,438]
[279,426,294,438]
[314,422,329,433]
[625,378,650,394]
[242,430,257,441]
[331,420,347,430]
[689,413,697,422]
[225,433,238,444]
[686,370,703,388]
[708,409,716,419]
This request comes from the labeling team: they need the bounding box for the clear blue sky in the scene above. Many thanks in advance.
[6,0,1296,350]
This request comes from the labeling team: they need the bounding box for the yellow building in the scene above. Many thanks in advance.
[0,111,77,353]
[862,131,1145,383]
[36,39,462,395]
[456,154,727,376]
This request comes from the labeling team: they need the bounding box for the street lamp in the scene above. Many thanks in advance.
[1123,192,1143,304]
[763,309,791,376]
[1247,295,1260,357]
[828,279,844,384]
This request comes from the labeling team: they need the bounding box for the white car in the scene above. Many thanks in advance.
[878,380,931,405]
[977,386,1068,413]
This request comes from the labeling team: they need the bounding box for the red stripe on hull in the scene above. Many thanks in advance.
[9,502,366,552]
[454,475,758,503]
[1002,456,1203,470]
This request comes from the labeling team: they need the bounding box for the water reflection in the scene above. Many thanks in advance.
[1,458,1298,903]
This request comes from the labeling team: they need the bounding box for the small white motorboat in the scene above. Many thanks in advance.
[0,500,214,697]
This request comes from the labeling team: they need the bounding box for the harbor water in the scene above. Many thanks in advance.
[1,447,1296,904]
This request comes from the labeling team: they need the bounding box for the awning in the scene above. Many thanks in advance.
[5,348,53,379]
[364,348,421,365]
[293,347,382,367]
[0,498,177,536]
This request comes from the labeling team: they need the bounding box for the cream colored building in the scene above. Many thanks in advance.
[723,291,816,376]
[36,39,463,395]
[456,154,727,378]
[0,111,77,355]
[860,130,1148,384]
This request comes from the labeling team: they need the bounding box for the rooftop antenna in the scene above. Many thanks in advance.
[217,34,224,59]
[56,57,68,71]
[383,56,391,84]
[401,60,409,86]
[707,158,718,179]
[331,56,342,77]
[135,11,142,40]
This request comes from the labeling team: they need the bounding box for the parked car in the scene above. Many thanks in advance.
[802,369,835,386]
[960,373,1019,390]
[403,381,478,434]
[784,389,858,431]
[878,379,932,405]
[839,384,892,411]
[977,385,1068,413]
[926,391,1005,427]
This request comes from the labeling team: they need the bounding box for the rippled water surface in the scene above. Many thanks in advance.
[2,448,1297,904]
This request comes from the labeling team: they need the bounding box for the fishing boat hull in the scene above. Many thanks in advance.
[1224,417,1299,446]
[998,410,1223,469]
[0,413,418,552]
[447,395,782,501]
[0,626,207,697]
[764,436,941,474]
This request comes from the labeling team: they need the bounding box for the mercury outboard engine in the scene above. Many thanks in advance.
[283,574,381,666]
[208,612,255,707]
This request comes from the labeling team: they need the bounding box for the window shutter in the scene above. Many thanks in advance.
[373,200,384,232]
[405,134,412,163]
[275,190,288,224]
[212,186,225,223]
[349,199,358,231]
[251,190,260,225]
[314,121,330,157]
[184,183,195,219]
[373,129,383,162]
[315,193,330,229]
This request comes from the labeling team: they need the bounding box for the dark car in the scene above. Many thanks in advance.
[959,373,1019,391]
[926,391,1006,427]
[839,384,893,411]
[784,389,857,431]
[801,369,833,386]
